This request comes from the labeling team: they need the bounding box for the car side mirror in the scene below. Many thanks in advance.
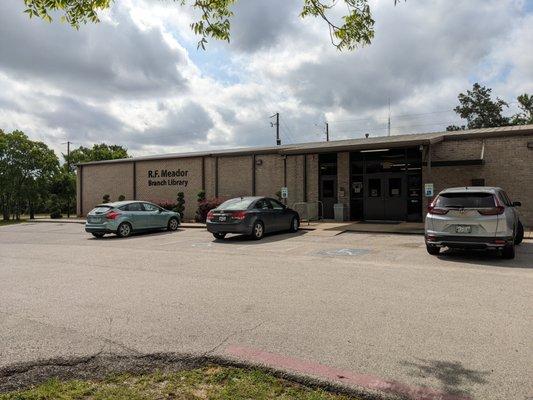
[512,201,521,207]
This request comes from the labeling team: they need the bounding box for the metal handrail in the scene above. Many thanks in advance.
[292,201,324,225]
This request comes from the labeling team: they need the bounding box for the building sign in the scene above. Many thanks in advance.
[281,187,288,199]
[147,169,189,187]
[424,183,434,197]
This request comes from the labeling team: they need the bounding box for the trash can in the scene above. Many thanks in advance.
[333,203,344,221]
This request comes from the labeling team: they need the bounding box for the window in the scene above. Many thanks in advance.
[143,203,159,212]
[91,206,112,214]
[269,199,285,210]
[368,178,381,197]
[218,198,254,210]
[255,199,271,210]
[499,191,512,206]
[435,193,495,208]
[389,178,402,197]
[322,180,334,197]
[121,203,144,212]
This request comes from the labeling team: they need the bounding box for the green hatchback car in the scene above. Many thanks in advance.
[85,201,181,238]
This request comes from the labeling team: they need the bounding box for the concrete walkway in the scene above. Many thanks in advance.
[27,217,533,238]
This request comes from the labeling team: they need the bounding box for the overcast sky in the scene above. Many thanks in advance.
[0,0,532,158]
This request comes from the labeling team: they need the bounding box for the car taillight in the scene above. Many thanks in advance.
[207,210,214,221]
[105,210,120,220]
[478,195,504,215]
[232,211,248,220]
[427,196,448,215]
[478,206,504,215]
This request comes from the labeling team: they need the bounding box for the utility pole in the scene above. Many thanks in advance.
[325,122,329,141]
[387,97,391,137]
[270,113,281,145]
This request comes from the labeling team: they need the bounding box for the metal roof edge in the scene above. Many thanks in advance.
[77,124,533,167]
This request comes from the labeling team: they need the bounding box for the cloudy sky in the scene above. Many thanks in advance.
[0,0,532,158]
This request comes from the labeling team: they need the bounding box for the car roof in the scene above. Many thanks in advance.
[439,187,502,194]
[95,200,152,207]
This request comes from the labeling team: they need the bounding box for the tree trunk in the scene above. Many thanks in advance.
[29,199,35,219]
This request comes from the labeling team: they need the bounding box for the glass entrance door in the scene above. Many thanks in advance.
[320,176,337,219]
[364,173,406,220]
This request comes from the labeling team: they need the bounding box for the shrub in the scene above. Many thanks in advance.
[118,194,125,201]
[195,198,224,222]
[197,190,206,203]
[157,201,177,211]
[50,210,63,219]
[175,192,185,215]
[102,194,110,203]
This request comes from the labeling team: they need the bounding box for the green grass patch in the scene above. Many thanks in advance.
[0,219,25,226]
[0,366,358,400]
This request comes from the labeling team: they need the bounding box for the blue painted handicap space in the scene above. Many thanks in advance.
[316,248,370,257]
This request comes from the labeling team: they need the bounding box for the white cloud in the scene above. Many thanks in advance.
[0,0,531,158]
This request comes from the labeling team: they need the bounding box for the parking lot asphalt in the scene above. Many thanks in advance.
[0,222,532,399]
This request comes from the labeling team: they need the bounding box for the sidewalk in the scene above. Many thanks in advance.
[26,217,533,238]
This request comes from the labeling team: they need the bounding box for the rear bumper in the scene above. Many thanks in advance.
[206,221,253,235]
[425,234,513,249]
[85,222,117,234]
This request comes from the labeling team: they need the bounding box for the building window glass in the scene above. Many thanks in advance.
[389,178,402,197]
[368,178,381,197]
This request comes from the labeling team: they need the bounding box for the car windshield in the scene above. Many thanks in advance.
[218,198,255,210]
[435,193,495,208]
[91,206,113,214]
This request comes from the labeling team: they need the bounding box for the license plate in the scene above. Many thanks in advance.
[455,225,471,234]
[218,215,226,222]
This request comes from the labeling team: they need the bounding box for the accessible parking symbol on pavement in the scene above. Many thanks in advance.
[315,248,370,257]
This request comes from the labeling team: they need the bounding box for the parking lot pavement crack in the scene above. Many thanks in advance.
[202,321,265,357]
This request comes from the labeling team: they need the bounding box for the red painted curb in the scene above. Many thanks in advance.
[225,345,471,400]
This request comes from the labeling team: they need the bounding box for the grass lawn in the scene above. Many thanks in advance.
[0,365,359,400]
[0,219,25,226]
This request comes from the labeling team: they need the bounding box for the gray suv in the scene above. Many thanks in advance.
[425,187,524,259]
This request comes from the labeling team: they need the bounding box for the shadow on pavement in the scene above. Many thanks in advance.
[88,228,184,240]
[400,358,490,398]
[436,241,533,269]
[212,230,307,245]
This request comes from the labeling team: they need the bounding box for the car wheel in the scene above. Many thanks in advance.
[514,220,524,245]
[426,244,440,255]
[92,233,105,239]
[167,217,179,231]
[213,232,226,240]
[502,244,515,259]
[289,217,299,232]
[117,222,132,238]
[251,221,264,240]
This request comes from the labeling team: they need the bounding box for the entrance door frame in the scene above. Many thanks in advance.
[349,147,423,222]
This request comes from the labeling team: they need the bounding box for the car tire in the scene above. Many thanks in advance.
[213,232,226,240]
[167,217,179,231]
[92,233,105,239]
[289,217,299,232]
[117,222,132,238]
[251,221,264,240]
[426,244,440,255]
[514,220,524,245]
[502,244,515,259]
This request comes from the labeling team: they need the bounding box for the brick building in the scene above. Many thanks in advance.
[77,125,533,226]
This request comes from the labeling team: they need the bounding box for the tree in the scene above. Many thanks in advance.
[22,0,404,51]
[64,143,129,172]
[175,192,185,216]
[511,93,533,125]
[453,83,510,129]
[0,130,59,220]
[446,125,465,132]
